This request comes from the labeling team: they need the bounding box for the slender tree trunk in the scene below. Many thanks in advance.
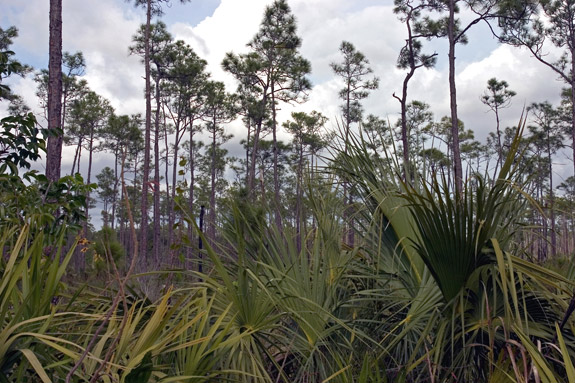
[395,67,414,182]
[187,119,196,269]
[140,0,152,266]
[168,108,186,262]
[126,153,139,263]
[271,88,282,229]
[78,126,94,268]
[75,130,92,272]
[548,133,557,257]
[71,138,82,176]
[112,150,119,230]
[344,83,354,246]
[153,74,161,268]
[163,141,170,244]
[248,120,260,195]
[162,108,170,245]
[563,218,567,256]
[168,122,178,264]
[394,12,416,183]
[249,92,268,198]
[541,211,548,261]
[260,162,266,204]
[494,107,503,177]
[296,135,303,253]
[61,92,69,138]
[198,205,205,274]
[209,113,217,245]
[246,119,251,186]
[86,128,94,224]
[46,0,63,183]
[119,164,126,252]
[400,93,411,181]
[448,0,463,195]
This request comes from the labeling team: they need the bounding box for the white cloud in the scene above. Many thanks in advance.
[2,0,145,117]
[455,45,562,141]
[171,0,271,87]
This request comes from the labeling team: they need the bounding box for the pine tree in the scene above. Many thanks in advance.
[202,81,236,245]
[501,0,575,183]
[330,40,378,245]
[438,0,532,193]
[284,111,327,251]
[223,0,311,229]
[161,40,209,256]
[480,78,516,175]
[127,0,190,268]
[527,101,564,259]
[130,21,173,267]
[101,114,143,229]
[393,0,440,180]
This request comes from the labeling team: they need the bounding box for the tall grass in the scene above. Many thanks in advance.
[2,118,575,382]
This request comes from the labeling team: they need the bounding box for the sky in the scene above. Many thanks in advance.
[0,0,571,183]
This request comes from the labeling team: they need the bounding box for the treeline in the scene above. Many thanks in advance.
[3,0,575,272]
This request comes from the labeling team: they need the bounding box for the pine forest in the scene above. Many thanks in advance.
[2,0,575,382]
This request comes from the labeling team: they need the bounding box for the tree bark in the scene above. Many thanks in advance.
[548,130,557,257]
[271,87,282,230]
[140,0,152,266]
[245,120,251,187]
[153,74,161,268]
[112,149,119,230]
[395,12,416,182]
[399,84,411,181]
[71,138,82,176]
[198,205,205,275]
[187,118,197,269]
[344,82,354,246]
[248,91,268,198]
[494,107,503,178]
[209,111,217,246]
[448,0,463,195]
[86,127,94,223]
[168,115,178,266]
[46,0,63,183]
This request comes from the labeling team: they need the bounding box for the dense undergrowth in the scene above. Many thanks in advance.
[2,118,575,382]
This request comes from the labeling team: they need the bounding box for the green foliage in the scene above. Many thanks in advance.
[393,0,441,71]
[1,43,46,175]
[0,50,23,99]
[0,27,31,101]
[0,222,82,382]
[331,116,575,381]
[0,171,95,236]
[88,226,126,272]
[34,51,88,116]
[481,77,516,111]
[125,351,153,383]
[0,112,95,239]
[0,113,48,176]
[330,41,379,126]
